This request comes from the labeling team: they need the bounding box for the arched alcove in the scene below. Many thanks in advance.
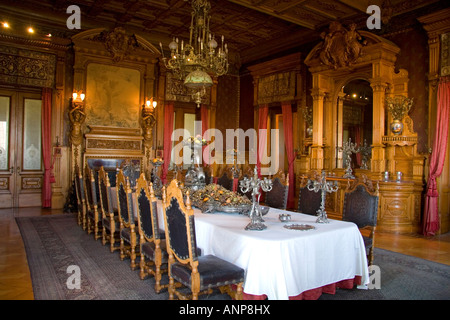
[303,22,425,234]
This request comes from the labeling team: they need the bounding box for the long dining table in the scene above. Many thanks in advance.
[110,188,369,300]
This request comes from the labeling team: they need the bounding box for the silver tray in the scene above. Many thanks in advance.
[217,204,251,213]
[283,224,316,231]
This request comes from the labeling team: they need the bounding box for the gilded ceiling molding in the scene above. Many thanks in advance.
[71,27,161,63]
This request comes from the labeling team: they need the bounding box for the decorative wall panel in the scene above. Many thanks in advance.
[441,32,450,76]
[85,63,140,128]
[0,45,55,88]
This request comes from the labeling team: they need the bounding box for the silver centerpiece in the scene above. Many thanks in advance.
[183,136,207,191]
[239,167,272,230]
[307,171,339,224]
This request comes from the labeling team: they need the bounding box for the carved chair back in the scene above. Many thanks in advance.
[343,175,379,265]
[116,169,133,228]
[343,176,379,228]
[217,166,234,191]
[265,171,289,209]
[136,173,161,243]
[163,179,198,268]
[98,166,114,219]
[297,171,322,215]
[84,164,98,214]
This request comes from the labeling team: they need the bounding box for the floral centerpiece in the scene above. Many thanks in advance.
[385,95,413,121]
[385,95,413,135]
[190,184,251,213]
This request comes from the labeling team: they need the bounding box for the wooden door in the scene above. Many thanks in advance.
[0,89,43,208]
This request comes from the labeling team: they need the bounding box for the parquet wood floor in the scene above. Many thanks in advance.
[0,207,449,300]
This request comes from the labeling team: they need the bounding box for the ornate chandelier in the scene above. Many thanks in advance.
[159,0,229,95]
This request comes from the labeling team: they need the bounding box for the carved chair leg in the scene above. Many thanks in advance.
[102,226,107,245]
[120,238,125,260]
[130,246,137,270]
[168,276,175,300]
[154,265,162,293]
[235,283,243,300]
[139,255,147,280]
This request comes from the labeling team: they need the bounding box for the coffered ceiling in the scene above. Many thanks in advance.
[0,0,447,66]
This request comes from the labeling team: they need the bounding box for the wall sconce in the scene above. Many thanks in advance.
[141,97,157,144]
[69,91,86,146]
[72,91,85,103]
[145,97,157,109]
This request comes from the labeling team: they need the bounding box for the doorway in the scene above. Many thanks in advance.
[0,89,43,208]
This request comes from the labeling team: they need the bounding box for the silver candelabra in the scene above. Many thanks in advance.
[239,167,272,230]
[339,138,359,179]
[307,171,339,224]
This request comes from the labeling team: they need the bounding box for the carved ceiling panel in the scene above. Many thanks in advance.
[0,0,445,65]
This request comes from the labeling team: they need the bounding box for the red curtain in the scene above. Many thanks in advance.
[257,105,268,178]
[423,77,450,236]
[161,102,174,184]
[41,88,55,208]
[282,102,295,209]
[200,104,210,165]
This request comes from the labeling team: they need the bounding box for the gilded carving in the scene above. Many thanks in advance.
[165,72,211,104]
[102,27,138,63]
[441,32,450,76]
[141,104,156,144]
[318,22,366,69]
[0,45,55,87]
[87,139,141,150]
[69,103,86,146]
[257,71,294,105]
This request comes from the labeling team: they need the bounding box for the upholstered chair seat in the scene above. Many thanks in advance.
[171,255,245,293]
[103,215,120,232]
[141,240,168,262]
[120,227,140,245]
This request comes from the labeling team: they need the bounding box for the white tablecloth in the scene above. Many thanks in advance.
[192,208,369,300]
[111,188,369,300]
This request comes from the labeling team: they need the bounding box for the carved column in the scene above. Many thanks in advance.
[310,88,326,170]
[335,91,346,168]
[370,81,388,180]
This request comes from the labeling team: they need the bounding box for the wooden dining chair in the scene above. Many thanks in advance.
[135,173,168,293]
[98,166,120,252]
[74,164,87,230]
[116,169,139,270]
[85,164,102,240]
[297,171,322,215]
[265,171,289,210]
[162,179,245,300]
[342,175,379,265]
[216,166,234,191]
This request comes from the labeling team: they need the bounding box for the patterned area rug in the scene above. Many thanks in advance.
[16,214,450,300]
